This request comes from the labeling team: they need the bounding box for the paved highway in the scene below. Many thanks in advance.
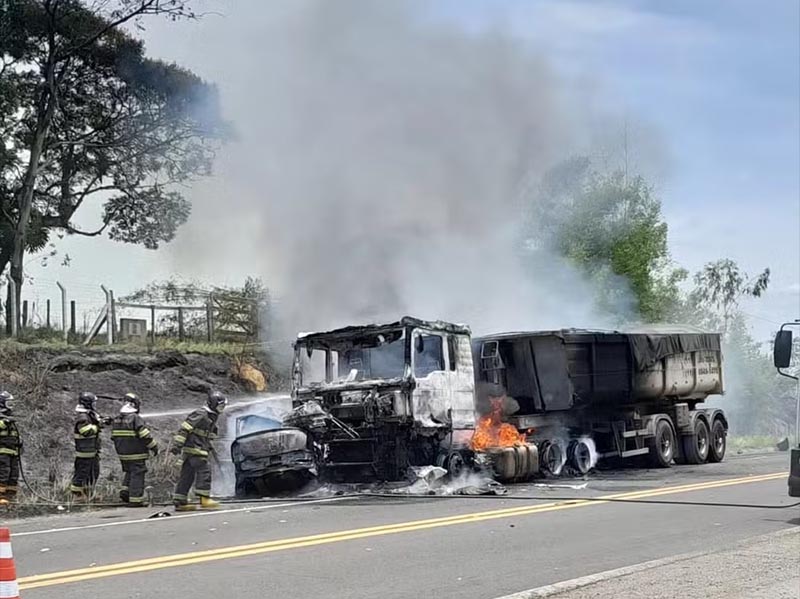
[8,453,799,598]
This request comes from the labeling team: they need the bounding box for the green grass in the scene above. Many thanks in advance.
[0,336,256,356]
[727,435,782,451]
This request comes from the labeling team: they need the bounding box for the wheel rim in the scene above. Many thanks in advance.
[571,441,592,474]
[659,428,672,460]
[447,453,465,477]
[543,442,564,476]
[713,426,725,454]
[696,424,709,458]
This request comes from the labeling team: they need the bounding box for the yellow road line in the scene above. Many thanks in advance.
[18,471,787,590]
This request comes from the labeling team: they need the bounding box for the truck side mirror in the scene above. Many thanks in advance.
[415,335,424,353]
[774,330,793,369]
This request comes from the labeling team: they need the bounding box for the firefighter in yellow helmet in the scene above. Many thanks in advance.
[111,393,159,506]
[171,390,226,510]
[70,392,102,498]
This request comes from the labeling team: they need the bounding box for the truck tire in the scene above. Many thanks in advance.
[649,419,675,468]
[568,439,593,475]
[540,441,565,476]
[682,418,710,464]
[707,419,727,463]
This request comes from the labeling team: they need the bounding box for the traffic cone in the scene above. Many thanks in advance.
[0,528,19,599]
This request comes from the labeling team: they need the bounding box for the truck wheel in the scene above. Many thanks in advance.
[568,439,593,475]
[541,441,565,477]
[649,419,675,468]
[707,419,727,463]
[446,452,466,478]
[682,419,710,464]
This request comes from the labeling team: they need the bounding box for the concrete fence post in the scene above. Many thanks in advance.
[178,307,185,341]
[206,293,215,343]
[100,285,112,345]
[57,282,68,342]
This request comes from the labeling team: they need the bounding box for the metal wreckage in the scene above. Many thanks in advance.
[230,317,727,497]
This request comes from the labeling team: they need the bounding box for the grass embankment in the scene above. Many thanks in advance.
[0,336,253,356]
[727,435,786,452]
[0,341,280,516]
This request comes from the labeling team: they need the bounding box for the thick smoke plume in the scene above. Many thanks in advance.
[170,0,631,335]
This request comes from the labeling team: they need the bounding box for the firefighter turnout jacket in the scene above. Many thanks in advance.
[74,412,102,458]
[173,409,218,457]
[111,414,158,460]
[0,416,20,457]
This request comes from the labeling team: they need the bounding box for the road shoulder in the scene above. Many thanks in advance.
[498,526,800,599]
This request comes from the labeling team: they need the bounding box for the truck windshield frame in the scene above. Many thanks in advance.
[296,328,408,386]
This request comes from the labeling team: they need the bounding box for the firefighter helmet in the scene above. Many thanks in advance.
[206,390,228,414]
[122,392,140,414]
[0,391,13,415]
[77,391,97,412]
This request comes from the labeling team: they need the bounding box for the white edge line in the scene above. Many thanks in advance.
[493,527,800,599]
[11,497,346,538]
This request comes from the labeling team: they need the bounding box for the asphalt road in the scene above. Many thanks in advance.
[7,452,799,599]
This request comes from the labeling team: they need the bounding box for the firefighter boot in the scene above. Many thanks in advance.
[200,496,220,510]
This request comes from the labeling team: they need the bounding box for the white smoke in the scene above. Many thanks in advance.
[160,0,636,336]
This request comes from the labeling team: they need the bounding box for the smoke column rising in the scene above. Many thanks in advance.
[167,0,631,334]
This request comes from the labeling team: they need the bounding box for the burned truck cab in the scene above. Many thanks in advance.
[290,317,476,482]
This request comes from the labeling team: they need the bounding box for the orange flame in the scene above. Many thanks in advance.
[470,397,525,451]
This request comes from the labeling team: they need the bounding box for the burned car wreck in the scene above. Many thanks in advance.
[231,317,481,495]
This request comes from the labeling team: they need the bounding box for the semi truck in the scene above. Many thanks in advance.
[230,317,727,494]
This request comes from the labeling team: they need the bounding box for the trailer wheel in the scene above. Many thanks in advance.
[541,441,565,476]
[682,418,710,464]
[649,419,675,468]
[568,439,593,475]
[707,419,727,463]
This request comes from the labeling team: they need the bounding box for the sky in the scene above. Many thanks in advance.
[22,0,800,340]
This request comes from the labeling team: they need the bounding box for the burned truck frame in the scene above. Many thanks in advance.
[289,317,476,481]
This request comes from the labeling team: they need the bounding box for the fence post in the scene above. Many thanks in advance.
[70,300,76,336]
[21,301,27,329]
[206,293,215,343]
[57,282,68,342]
[178,307,185,341]
[109,289,117,344]
[100,286,112,345]
[150,304,156,345]
[46,299,51,329]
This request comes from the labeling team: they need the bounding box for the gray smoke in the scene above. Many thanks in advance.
[166,0,634,335]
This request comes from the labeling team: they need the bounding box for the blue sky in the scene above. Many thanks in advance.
[27,0,799,338]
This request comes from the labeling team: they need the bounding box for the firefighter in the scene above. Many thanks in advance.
[171,390,226,510]
[70,391,102,498]
[0,391,21,505]
[111,393,159,506]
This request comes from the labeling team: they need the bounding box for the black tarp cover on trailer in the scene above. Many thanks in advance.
[626,330,721,371]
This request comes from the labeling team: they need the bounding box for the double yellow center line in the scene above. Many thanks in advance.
[18,471,786,590]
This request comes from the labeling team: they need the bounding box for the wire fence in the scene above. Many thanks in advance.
[0,276,273,347]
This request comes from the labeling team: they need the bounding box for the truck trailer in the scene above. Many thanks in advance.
[230,318,727,494]
[474,328,726,474]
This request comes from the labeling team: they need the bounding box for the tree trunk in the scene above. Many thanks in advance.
[10,54,58,334]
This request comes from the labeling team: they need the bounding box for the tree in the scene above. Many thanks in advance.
[123,277,270,341]
[0,0,227,332]
[687,258,770,335]
[527,158,686,322]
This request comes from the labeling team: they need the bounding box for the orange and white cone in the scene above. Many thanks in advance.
[0,528,19,599]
